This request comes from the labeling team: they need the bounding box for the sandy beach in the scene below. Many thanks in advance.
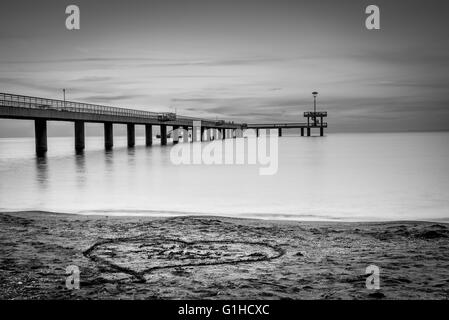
[0,211,448,299]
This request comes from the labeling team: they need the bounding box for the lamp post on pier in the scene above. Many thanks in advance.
[312,91,318,125]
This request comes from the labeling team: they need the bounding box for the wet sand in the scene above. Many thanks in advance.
[0,211,448,299]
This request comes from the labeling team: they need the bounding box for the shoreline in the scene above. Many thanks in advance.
[2,210,448,224]
[1,211,448,299]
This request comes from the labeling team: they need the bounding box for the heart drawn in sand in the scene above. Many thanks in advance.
[84,236,284,282]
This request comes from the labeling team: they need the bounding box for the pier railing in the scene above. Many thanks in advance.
[247,122,327,128]
[1,92,326,130]
[0,92,161,119]
[304,111,327,117]
[0,92,238,126]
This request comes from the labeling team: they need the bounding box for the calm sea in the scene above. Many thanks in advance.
[1,132,448,222]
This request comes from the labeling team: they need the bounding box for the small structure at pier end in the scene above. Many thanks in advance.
[246,91,328,137]
[303,91,327,137]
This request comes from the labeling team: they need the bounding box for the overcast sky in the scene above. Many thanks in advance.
[1,0,448,136]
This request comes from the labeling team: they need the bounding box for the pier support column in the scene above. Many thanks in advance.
[183,126,189,142]
[307,128,311,137]
[35,119,47,156]
[320,127,324,136]
[192,126,197,142]
[160,125,167,145]
[145,124,152,146]
[200,127,205,141]
[173,126,179,144]
[256,129,259,137]
[206,128,211,141]
[300,128,304,136]
[127,124,135,147]
[104,123,113,150]
[278,128,282,137]
[221,129,225,139]
[74,121,85,153]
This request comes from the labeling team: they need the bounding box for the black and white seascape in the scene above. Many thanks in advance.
[0,0,448,301]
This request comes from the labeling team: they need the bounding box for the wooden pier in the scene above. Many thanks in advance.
[0,92,328,155]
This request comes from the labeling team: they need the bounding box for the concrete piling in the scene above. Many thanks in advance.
[35,119,47,156]
[104,122,113,150]
[160,125,167,145]
[173,126,179,144]
[74,121,85,153]
[127,124,135,147]
[183,126,189,142]
[200,127,205,141]
[145,124,152,146]
[192,126,198,142]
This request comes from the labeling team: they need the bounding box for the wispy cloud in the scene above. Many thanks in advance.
[0,56,289,67]
[81,94,147,103]
[70,76,113,83]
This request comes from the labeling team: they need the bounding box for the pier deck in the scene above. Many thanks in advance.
[0,92,328,155]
